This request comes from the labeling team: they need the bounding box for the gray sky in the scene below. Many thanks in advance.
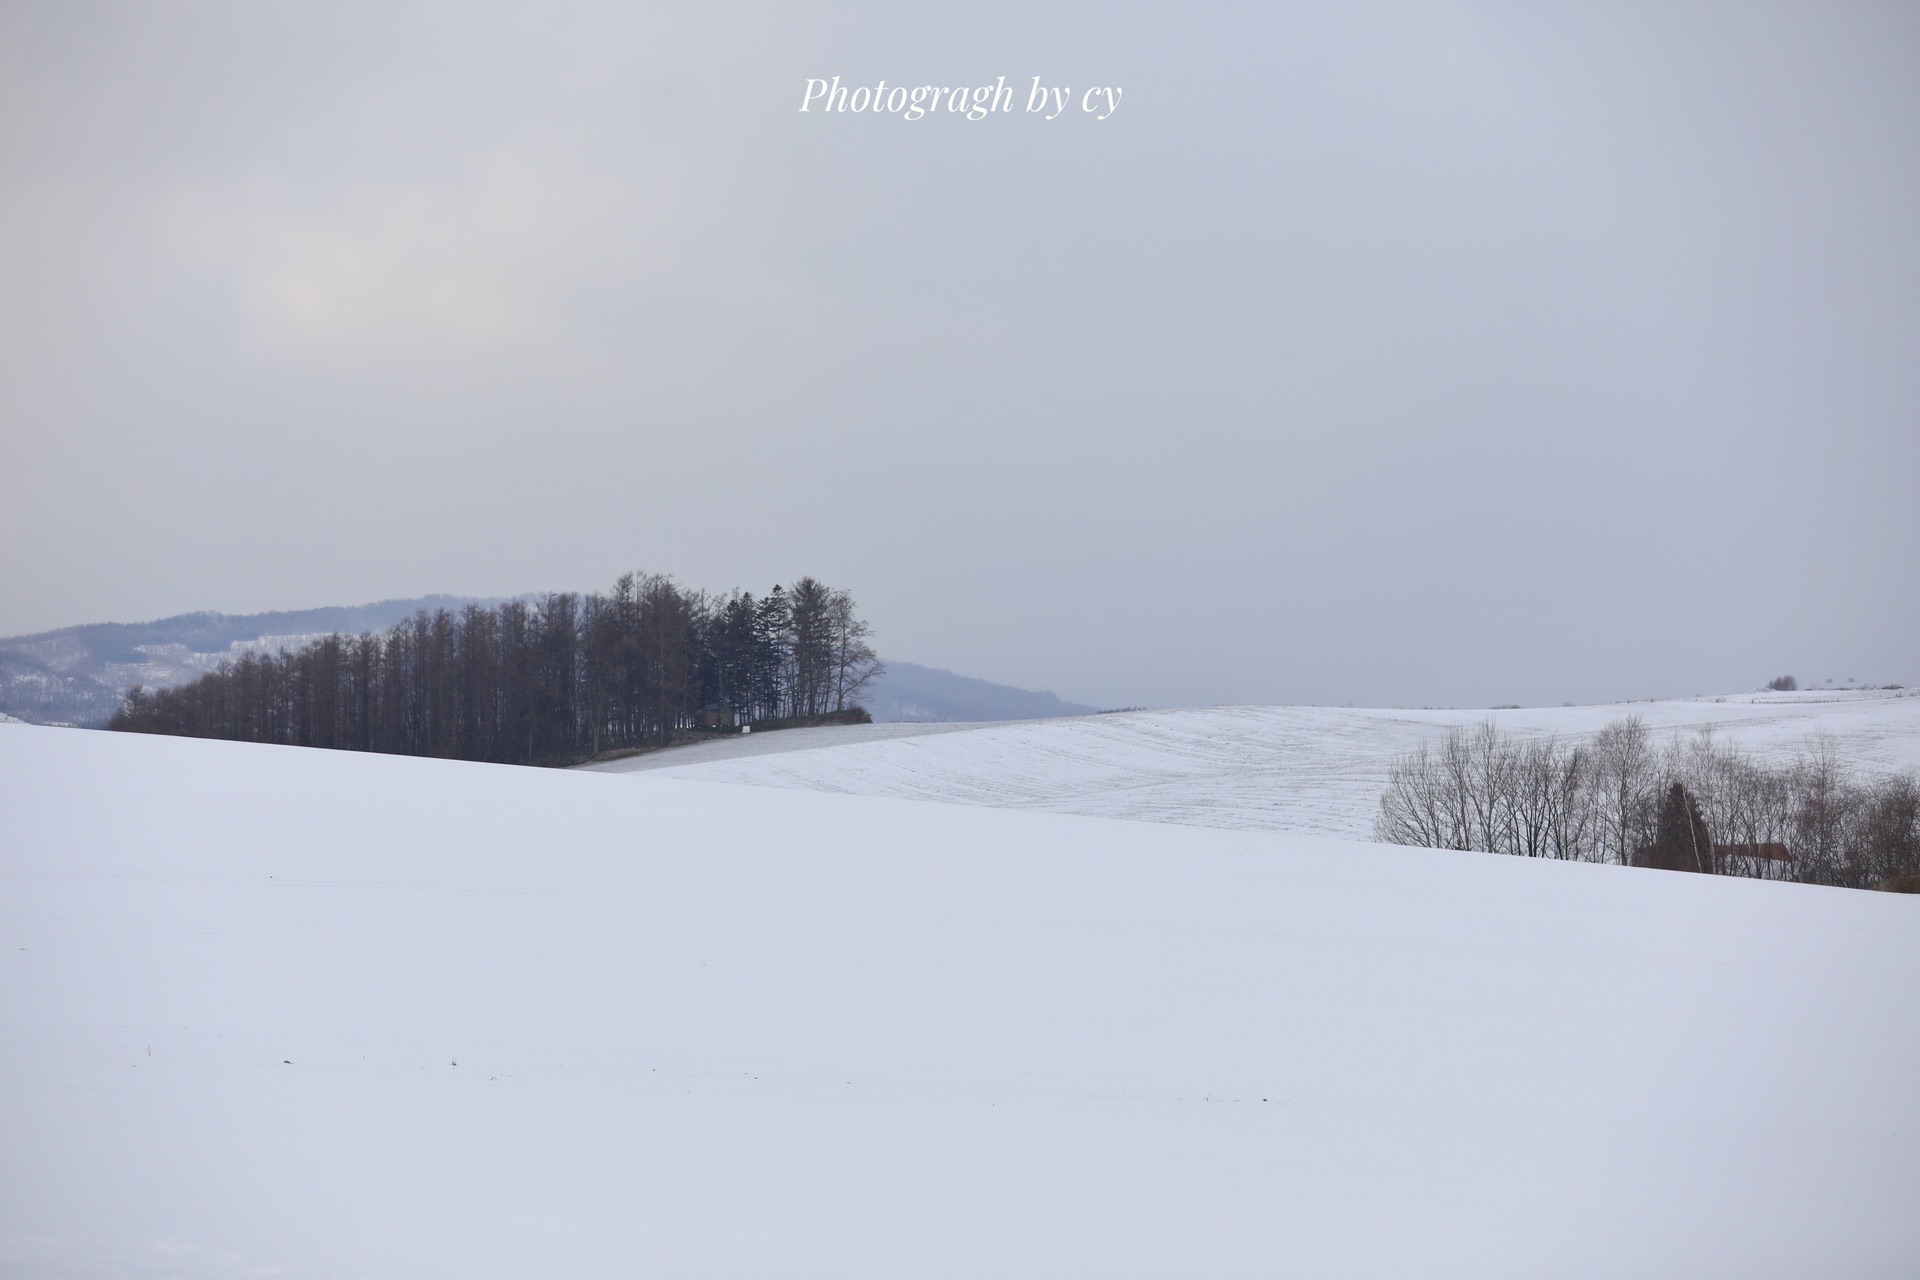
[3,2,1916,710]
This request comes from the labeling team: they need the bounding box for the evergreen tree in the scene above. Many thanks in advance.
[1645,781,1715,873]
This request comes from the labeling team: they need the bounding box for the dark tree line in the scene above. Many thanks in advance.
[109,574,882,766]
[1374,717,1920,891]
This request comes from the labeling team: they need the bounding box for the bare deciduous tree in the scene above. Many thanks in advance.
[1375,716,1920,891]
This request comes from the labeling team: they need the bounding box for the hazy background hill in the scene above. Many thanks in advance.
[0,602,1095,727]
[862,661,1097,723]
[0,597,486,726]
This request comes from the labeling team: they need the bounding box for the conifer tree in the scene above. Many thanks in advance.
[1646,781,1715,873]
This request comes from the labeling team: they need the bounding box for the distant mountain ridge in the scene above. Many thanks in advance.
[0,602,1099,728]
[0,596,489,726]
[863,661,1097,723]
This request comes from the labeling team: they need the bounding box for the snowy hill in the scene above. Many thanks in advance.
[4,722,1918,1277]
[605,688,1920,838]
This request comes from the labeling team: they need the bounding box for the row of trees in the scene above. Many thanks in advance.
[109,574,883,766]
[1373,717,1920,891]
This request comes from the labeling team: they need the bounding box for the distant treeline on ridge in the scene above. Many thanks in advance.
[109,574,882,765]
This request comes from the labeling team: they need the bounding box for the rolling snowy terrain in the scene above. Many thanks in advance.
[595,689,1920,838]
[4,717,1919,1278]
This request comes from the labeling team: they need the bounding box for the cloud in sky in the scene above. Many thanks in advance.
[3,2,1917,708]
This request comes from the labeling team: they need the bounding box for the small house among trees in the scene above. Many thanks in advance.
[1715,843,1792,877]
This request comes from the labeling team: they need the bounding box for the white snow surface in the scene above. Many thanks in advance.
[617,689,1920,838]
[4,722,1919,1277]
[578,717,1001,773]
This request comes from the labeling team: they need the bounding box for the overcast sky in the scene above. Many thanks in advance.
[3,2,1915,709]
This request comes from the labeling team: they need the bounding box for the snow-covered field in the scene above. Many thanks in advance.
[5,718,1919,1277]
[598,689,1920,838]
[582,717,997,771]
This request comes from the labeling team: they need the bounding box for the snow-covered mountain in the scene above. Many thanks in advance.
[861,660,1097,722]
[0,597,488,726]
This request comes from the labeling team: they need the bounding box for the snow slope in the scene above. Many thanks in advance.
[4,724,1919,1278]
[625,690,1920,838]
[578,717,1000,772]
